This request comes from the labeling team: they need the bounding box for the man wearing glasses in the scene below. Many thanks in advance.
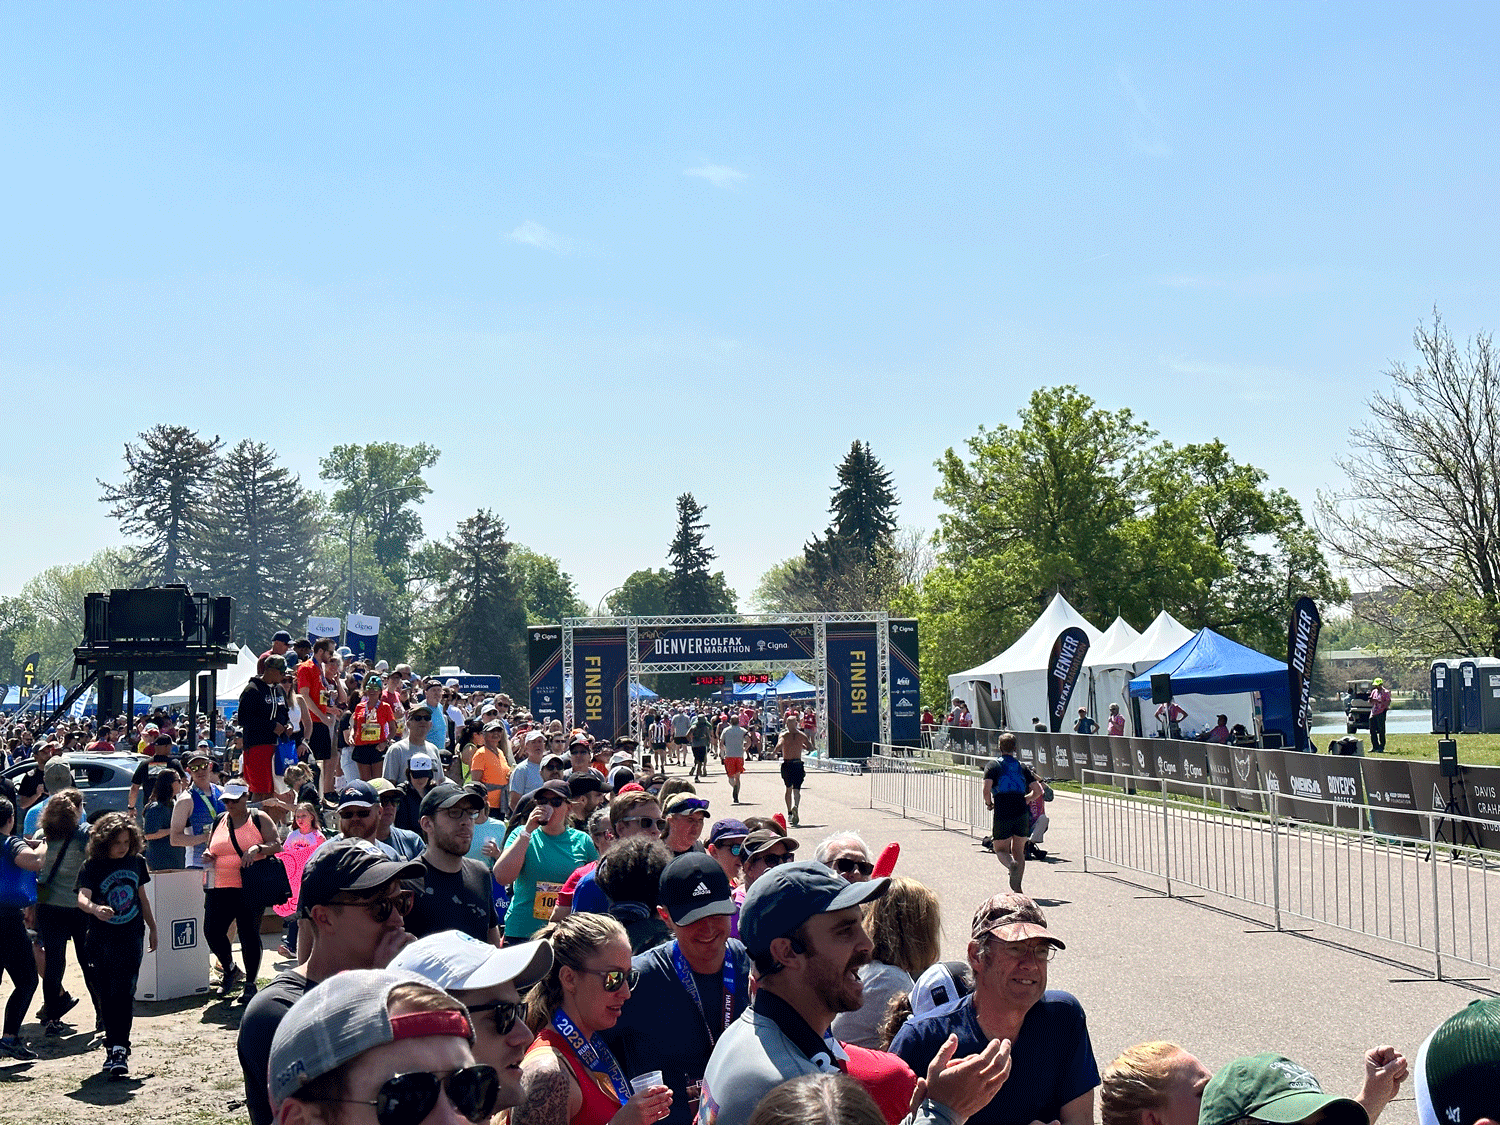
[168,749,226,868]
[890,893,1098,1125]
[237,838,424,1125]
[663,793,711,857]
[404,783,500,945]
[738,830,799,892]
[380,703,443,785]
[814,832,875,883]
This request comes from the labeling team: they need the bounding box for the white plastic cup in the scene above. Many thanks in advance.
[631,1071,664,1095]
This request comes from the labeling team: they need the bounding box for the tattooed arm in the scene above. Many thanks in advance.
[514,1048,581,1125]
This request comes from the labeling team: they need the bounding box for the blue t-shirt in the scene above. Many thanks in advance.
[570,866,609,915]
[890,992,1098,1125]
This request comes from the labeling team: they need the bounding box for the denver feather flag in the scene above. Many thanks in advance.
[1287,597,1322,751]
[1047,628,1091,733]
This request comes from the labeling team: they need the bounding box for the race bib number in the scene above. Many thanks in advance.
[361,721,380,742]
[533,881,562,920]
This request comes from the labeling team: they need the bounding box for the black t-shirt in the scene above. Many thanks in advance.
[983,755,1038,818]
[16,767,45,804]
[76,854,151,932]
[403,855,497,942]
[237,970,318,1125]
[132,754,187,789]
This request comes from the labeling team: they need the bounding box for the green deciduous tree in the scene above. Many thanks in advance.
[419,510,528,688]
[606,569,672,617]
[510,547,588,624]
[98,425,223,584]
[1319,313,1500,656]
[198,440,325,647]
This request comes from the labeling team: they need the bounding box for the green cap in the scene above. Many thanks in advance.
[1200,1055,1367,1125]
[1416,998,1500,1125]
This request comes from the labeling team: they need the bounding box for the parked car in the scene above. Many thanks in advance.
[1345,679,1374,733]
[1,751,147,820]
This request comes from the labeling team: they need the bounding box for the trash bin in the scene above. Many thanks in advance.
[136,868,210,1001]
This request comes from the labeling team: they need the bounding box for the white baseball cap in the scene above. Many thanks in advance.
[389,931,552,993]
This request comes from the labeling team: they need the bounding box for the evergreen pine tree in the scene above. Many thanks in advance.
[425,510,527,688]
[98,424,223,584]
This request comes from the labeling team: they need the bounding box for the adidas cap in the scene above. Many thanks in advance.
[658,852,736,927]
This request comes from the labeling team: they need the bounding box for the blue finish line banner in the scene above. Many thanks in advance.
[635,625,815,665]
[574,628,629,742]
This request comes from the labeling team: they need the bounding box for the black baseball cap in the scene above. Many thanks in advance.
[659,853,736,927]
[298,839,423,911]
[568,773,605,797]
[273,630,293,644]
[739,860,888,957]
[419,783,482,819]
[336,780,378,809]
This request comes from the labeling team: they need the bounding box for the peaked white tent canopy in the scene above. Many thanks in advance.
[1085,616,1141,667]
[153,645,259,709]
[948,594,1105,730]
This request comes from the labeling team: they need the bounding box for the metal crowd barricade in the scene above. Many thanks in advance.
[868,750,986,837]
[1080,768,1500,980]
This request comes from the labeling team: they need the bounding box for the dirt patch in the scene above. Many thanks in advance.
[1,935,281,1125]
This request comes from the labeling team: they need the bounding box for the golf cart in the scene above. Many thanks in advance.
[1345,679,1373,734]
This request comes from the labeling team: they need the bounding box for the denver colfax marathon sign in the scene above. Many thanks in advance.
[635,626,814,665]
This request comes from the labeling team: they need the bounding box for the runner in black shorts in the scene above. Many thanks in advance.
[777,719,811,827]
[983,731,1043,894]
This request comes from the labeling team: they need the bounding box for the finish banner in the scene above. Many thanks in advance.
[573,628,630,742]
[635,625,815,666]
[1046,627,1091,733]
[826,623,879,757]
[19,651,40,701]
[1286,597,1322,751]
[889,618,921,746]
[528,627,564,726]
[346,615,380,662]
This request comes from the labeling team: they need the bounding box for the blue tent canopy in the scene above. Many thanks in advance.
[1128,628,1293,745]
[630,682,658,700]
[771,672,816,699]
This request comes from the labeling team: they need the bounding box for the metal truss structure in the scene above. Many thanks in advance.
[561,612,891,753]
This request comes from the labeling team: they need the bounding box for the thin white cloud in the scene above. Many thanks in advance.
[1117,68,1171,157]
[1162,355,1298,404]
[685,163,747,189]
[506,221,568,254]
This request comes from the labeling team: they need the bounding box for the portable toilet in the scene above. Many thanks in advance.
[1431,660,1459,734]
[1459,659,1483,733]
[1478,659,1500,734]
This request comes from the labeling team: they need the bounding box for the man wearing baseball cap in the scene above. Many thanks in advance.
[237,839,424,1125]
[1200,1055,1369,1125]
[891,892,1096,1125]
[267,968,496,1125]
[391,931,553,1108]
[403,783,500,945]
[700,862,1009,1125]
[1414,996,1499,1125]
[1368,677,1392,753]
[605,853,753,1125]
[508,729,548,807]
[380,702,442,785]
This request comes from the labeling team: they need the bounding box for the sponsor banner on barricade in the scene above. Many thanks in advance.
[1158,743,1211,799]
[1015,732,1040,774]
[1255,749,1294,817]
[1314,755,1366,829]
[1229,745,1267,812]
[528,627,564,725]
[1124,737,1162,792]
[1048,735,1075,781]
[1032,737,1053,778]
[1277,749,1335,825]
[1360,755,1424,839]
[1203,743,1238,808]
[1086,736,1115,785]
[1411,761,1500,851]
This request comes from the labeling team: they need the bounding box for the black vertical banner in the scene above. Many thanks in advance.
[19,652,40,702]
[571,628,629,742]
[1287,597,1322,752]
[1047,628,1090,733]
[888,619,921,746]
[528,627,563,726]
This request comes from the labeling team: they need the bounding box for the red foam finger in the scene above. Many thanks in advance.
[873,841,900,877]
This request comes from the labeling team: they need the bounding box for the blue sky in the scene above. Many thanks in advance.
[3,2,1497,617]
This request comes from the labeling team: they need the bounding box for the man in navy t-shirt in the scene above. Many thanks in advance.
[890,892,1098,1125]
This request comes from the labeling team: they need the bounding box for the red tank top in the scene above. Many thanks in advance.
[527,1026,625,1125]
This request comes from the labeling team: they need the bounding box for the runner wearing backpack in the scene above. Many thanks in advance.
[982,733,1044,893]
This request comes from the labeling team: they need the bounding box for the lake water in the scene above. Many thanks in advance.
[1309,709,1433,735]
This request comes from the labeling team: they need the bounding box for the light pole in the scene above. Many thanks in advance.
[347,483,425,622]
[596,586,623,616]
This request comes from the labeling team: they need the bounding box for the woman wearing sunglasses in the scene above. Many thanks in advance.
[515,913,672,1125]
[268,969,500,1125]
[494,781,598,945]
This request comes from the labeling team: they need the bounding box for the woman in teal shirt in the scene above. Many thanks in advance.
[493,779,596,941]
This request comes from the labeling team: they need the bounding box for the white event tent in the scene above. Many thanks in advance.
[947,594,1105,731]
[153,645,260,709]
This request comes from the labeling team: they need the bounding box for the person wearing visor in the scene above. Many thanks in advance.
[268,968,500,1125]
[738,831,798,893]
[495,780,598,944]
[391,930,554,1109]
[662,794,709,858]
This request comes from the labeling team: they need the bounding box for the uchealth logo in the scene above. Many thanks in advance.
[1233,749,1255,782]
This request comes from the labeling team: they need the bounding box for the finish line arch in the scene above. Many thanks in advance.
[526,613,921,757]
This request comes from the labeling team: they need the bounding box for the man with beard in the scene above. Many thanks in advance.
[890,893,1097,1125]
[699,862,1011,1125]
[607,853,751,1125]
[403,783,500,945]
[390,930,553,1112]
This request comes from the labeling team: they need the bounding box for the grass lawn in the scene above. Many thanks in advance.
[1379,731,1500,767]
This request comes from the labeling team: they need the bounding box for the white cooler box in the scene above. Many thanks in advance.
[136,868,211,1001]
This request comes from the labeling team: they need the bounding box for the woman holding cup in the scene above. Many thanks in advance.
[516,912,672,1125]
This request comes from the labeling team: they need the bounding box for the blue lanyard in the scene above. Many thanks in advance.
[670,941,736,1045]
[551,1008,632,1105]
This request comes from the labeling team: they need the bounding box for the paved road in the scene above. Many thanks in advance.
[703,757,1493,1125]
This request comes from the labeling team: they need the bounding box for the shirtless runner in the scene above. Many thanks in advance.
[778,711,811,826]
